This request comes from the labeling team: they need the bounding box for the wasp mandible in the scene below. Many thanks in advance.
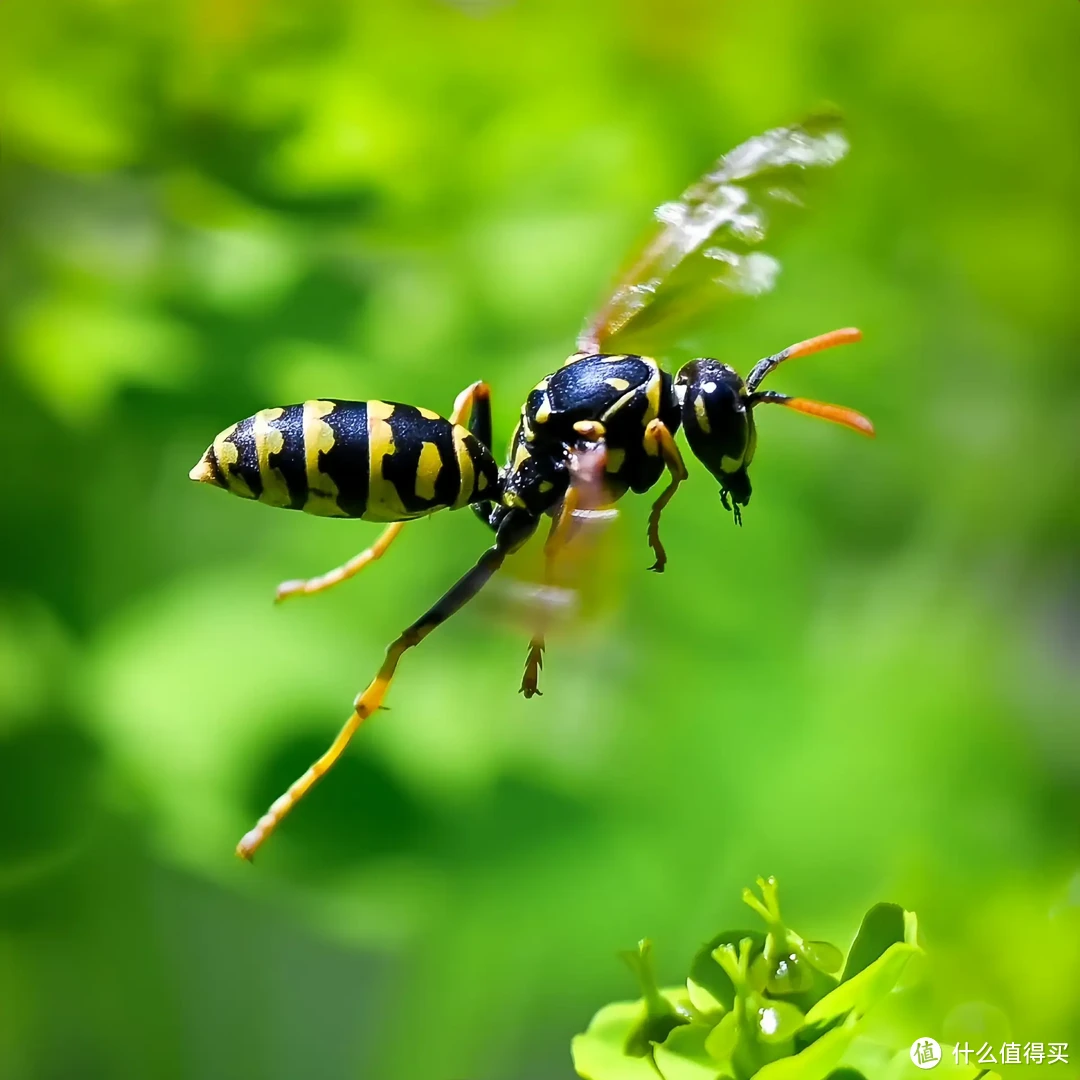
[190,115,874,861]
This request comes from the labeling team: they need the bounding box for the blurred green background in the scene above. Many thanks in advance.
[1,0,1078,1077]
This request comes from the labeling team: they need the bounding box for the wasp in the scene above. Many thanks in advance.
[190,116,874,860]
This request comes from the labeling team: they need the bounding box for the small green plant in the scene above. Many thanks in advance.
[572,878,995,1080]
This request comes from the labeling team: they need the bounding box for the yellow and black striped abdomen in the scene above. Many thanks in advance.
[190,400,498,522]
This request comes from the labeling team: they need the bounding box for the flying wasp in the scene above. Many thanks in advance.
[189,115,875,861]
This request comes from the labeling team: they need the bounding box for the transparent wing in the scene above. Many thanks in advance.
[578,113,849,354]
[480,446,627,645]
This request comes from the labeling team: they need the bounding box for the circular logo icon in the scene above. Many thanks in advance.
[910,1037,942,1070]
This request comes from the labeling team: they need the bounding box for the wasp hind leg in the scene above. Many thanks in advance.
[238,507,537,861]
[644,419,687,572]
[275,381,494,603]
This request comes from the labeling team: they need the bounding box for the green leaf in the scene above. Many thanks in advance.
[772,965,840,1015]
[805,942,845,976]
[755,1000,806,1044]
[703,1012,740,1066]
[881,1046,1001,1080]
[753,950,815,996]
[831,1034,895,1080]
[686,978,726,1020]
[688,931,765,1011]
[654,1026,728,1080]
[622,941,691,1054]
[841,906,916,982]
[804,942,919,1028]
[742,879,840,1008]
[572,1002,663,1080]
[752,1015,860,1080]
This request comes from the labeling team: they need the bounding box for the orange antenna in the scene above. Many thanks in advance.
[745,327,862,393]
[749,390,875,437]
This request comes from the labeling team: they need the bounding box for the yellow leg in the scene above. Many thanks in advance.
[644,419,687,573]
[238,507,537,861]
[449,381,489,428]
[236,635,413,860]
[520,436,611,699]
[276,522,406,602]
[520,486,582,698]
[273,381,491,603]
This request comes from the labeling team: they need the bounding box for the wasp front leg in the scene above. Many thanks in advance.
[237,507,537,861]
[644,419,687,572]
[275,381,494,603]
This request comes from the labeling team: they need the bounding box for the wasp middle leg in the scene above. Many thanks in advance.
[644,418,687,573]
[521,428,609,698]
[275,381,494,602]
[237,506,536,860]
[520,490,580,699]
[275,522,406,602]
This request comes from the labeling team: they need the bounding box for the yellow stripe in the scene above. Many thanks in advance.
[745,419,757,468]
[534,395,552,424]
[365,400,411,520]
[451,426,475,509]
[601,388,637,422]
[644,365,662,424]
[694,394,712,434]
[418,407,441,420]
[213,424,254,499]
[253,407,289,507]
[605,377,630,391]
[414,441,442,501]
[302,400,345,516]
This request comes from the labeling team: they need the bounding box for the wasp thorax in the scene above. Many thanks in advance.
[675,358,756,507]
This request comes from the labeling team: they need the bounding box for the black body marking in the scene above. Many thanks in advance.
[379,403,465,515]
[224,415,263,500]
[268,404,312,510]
[498,353,682,517]
[319,403,371,517]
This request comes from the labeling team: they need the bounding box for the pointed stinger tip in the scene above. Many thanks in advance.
[189,450,222,485]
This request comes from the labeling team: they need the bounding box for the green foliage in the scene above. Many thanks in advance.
[574,880,990,1080]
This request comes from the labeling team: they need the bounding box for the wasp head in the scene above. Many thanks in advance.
[675,359,756,515]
